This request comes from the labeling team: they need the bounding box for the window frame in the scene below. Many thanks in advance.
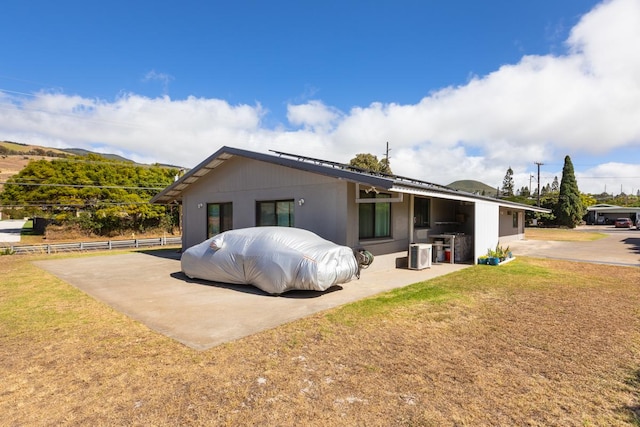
[358,191,392,240]
[256,199,295,227]
[206,202,233,238]
[413,197,431,228]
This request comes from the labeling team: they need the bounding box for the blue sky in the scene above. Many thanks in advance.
[1,0,639,194]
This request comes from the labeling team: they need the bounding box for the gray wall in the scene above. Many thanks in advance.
[177,155,523,262]
[499,208,525,242]
[345,184,411,256]
[181,157,350,249]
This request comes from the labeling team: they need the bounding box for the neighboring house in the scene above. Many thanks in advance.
[585,204,640,225]
[151,146,550,264]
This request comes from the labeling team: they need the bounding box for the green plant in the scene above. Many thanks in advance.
[487,244,511,261]
[0,247,15,256]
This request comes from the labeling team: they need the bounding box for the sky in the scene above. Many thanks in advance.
[1,0,639,195]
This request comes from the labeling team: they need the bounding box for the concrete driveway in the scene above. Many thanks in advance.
[0,219,27,243]
[506,226,640,267]
[35,251,468,350]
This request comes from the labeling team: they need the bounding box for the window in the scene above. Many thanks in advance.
[256,199,294,227]
[413,197,430,228]
[207,202,233,238]
[513,211,519,228]
[358,191,391,239]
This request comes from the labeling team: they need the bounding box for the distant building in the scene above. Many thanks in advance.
[585,204,640,225]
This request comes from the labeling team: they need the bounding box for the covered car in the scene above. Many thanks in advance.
[181,227,366,294]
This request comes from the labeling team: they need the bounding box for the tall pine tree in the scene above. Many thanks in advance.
[555,155,583,228]
[501,167,514,196]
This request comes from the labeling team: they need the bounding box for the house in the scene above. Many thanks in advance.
[585,204,640,225]
[151,146,550,264]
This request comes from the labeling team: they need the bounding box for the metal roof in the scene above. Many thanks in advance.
[587,204,640,213]
[150,146,551,213]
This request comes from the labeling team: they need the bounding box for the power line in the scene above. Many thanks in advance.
[0,181,165,190]
[0,202,158,208]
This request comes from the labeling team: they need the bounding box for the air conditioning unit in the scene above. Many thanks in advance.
[408,243,432,270]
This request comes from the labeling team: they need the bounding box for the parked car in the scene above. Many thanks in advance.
[614,218,633,228]
[181,227,373,294]
[636,217,640,229]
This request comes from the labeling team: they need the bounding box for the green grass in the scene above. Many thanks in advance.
[20,219,37,235]
[329,259,553,324]
[0,261,92,337]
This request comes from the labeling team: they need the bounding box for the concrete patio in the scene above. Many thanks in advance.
[35,250,469,350]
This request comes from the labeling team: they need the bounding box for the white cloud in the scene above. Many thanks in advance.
[286,100,341,132]
[142,70,174,95]
[0,0,638,195]
[577,162,640,196]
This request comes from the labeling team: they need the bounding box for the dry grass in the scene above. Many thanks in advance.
[525,227,607,242]
[1,254,639,426]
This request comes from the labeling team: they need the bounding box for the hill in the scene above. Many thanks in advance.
[448,180,497,195]
[0,140,183,192]
[0,140,70,157]
[0,141,138,163]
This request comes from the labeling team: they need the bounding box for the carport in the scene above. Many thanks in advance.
[585,204,640,225]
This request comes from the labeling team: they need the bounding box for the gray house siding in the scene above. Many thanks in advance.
[181,157,350,250]
[151,146,549,265]
[347,184,412,256]
[498,208,525,243]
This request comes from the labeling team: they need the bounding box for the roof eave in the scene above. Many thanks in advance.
[150,146,396,204]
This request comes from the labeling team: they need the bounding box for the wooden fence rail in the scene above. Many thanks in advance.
[4,236,182,255]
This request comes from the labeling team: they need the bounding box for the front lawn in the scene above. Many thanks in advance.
[1,253,638,425]
[525,226,607,241]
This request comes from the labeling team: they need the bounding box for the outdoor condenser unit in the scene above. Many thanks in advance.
[408,243,432,270]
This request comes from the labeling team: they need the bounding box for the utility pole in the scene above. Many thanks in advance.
[535,162,544,206]
[385,141,391,164]
[382,141,391,173]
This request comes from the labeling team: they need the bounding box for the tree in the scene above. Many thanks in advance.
[551,176,559,193]
[349,153,392,174]
[554,155,584,228]
[1,155,179,235]
[501,167,514,196]
[581,193,597,209]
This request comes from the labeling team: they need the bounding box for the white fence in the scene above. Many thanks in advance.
[4,236,182,255]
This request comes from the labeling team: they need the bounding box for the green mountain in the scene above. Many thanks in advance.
[448,180,497,195]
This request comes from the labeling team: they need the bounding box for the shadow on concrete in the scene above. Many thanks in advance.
[138,248,182,260]
[170,270,342,298]
[622,236,640,255]
[2,227,27,234]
